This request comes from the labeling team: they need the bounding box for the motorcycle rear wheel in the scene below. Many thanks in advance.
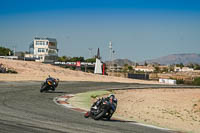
[106,114,112,120]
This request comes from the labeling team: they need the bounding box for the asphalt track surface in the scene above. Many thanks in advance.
[0,81,193,133]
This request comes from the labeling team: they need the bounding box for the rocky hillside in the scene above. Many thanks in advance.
[105,53,200,66]
[146,53,200,65]
[105,59,134,66]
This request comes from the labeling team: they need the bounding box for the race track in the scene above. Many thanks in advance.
[0,81,178,133]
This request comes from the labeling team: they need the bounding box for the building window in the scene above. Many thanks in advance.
[36,41,46,45]
[38,48,45,53]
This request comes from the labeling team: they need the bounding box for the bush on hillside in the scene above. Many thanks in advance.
[193,77,200,86]
[7,69,18,74]
[176,79,184,84]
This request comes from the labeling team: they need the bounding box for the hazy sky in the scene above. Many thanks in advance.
[0,0,200,61]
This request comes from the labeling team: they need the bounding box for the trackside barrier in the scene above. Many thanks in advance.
[159,79,176,85]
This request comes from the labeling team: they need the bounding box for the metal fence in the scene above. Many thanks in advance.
[128,73,149,80]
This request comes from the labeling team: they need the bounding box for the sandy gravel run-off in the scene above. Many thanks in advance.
[0,59,160,84]
[114,88,200,133]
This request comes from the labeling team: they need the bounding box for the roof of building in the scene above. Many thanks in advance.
[34,37,57,42]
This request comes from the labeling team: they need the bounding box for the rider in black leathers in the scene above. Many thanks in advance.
[40,75,59,92]
[46,76,59,88]
[84,94,117,120]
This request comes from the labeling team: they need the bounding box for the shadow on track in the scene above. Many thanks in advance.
[42,91,68,94]
[102,119,137,123]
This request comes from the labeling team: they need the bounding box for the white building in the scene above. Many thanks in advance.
[134,66,155,72]
[181,67,194,72]
[174,67,194,72]
[109,66,122,72]
[159,79,176,85]
[26,37,58,63]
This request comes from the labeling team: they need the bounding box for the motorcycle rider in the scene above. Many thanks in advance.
[46,75,59,88]
[103,94,117,119]
[107,94,117,114]
[40,75,59,92]
[84,94,117,119]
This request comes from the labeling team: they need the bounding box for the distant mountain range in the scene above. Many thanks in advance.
[105,53,200,66]
[105,59,134,66]
[145,53,200,65]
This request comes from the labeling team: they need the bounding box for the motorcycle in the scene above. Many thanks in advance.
[84,97,117,120]
[40,76,59,93]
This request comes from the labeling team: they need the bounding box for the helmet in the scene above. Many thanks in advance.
[108,94,115,99]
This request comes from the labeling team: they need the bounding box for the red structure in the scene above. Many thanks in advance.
[76,61,81,67]
[102,63,105,75]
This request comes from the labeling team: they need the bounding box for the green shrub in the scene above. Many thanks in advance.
[0,46,13,56]
[176,79,184,84]
[91,94,99,99]
[7,69,18,74]
[193,77,200,86]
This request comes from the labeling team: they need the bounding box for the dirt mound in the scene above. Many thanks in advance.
[0,59,160,83]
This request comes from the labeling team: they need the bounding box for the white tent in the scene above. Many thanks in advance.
[94,58,102,74]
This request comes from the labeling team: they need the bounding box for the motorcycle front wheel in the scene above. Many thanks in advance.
[40,83,47,93]
[93,109,106,120]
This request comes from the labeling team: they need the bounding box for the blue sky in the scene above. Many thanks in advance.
[0,0,200,61]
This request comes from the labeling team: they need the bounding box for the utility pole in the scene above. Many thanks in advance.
[112,50,115,67]
[88,48,93,58]
[109,41,112,72]
[13,46,16,56]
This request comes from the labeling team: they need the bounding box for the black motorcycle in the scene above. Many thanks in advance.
[40,76,59,93]
[84,97,117,120]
